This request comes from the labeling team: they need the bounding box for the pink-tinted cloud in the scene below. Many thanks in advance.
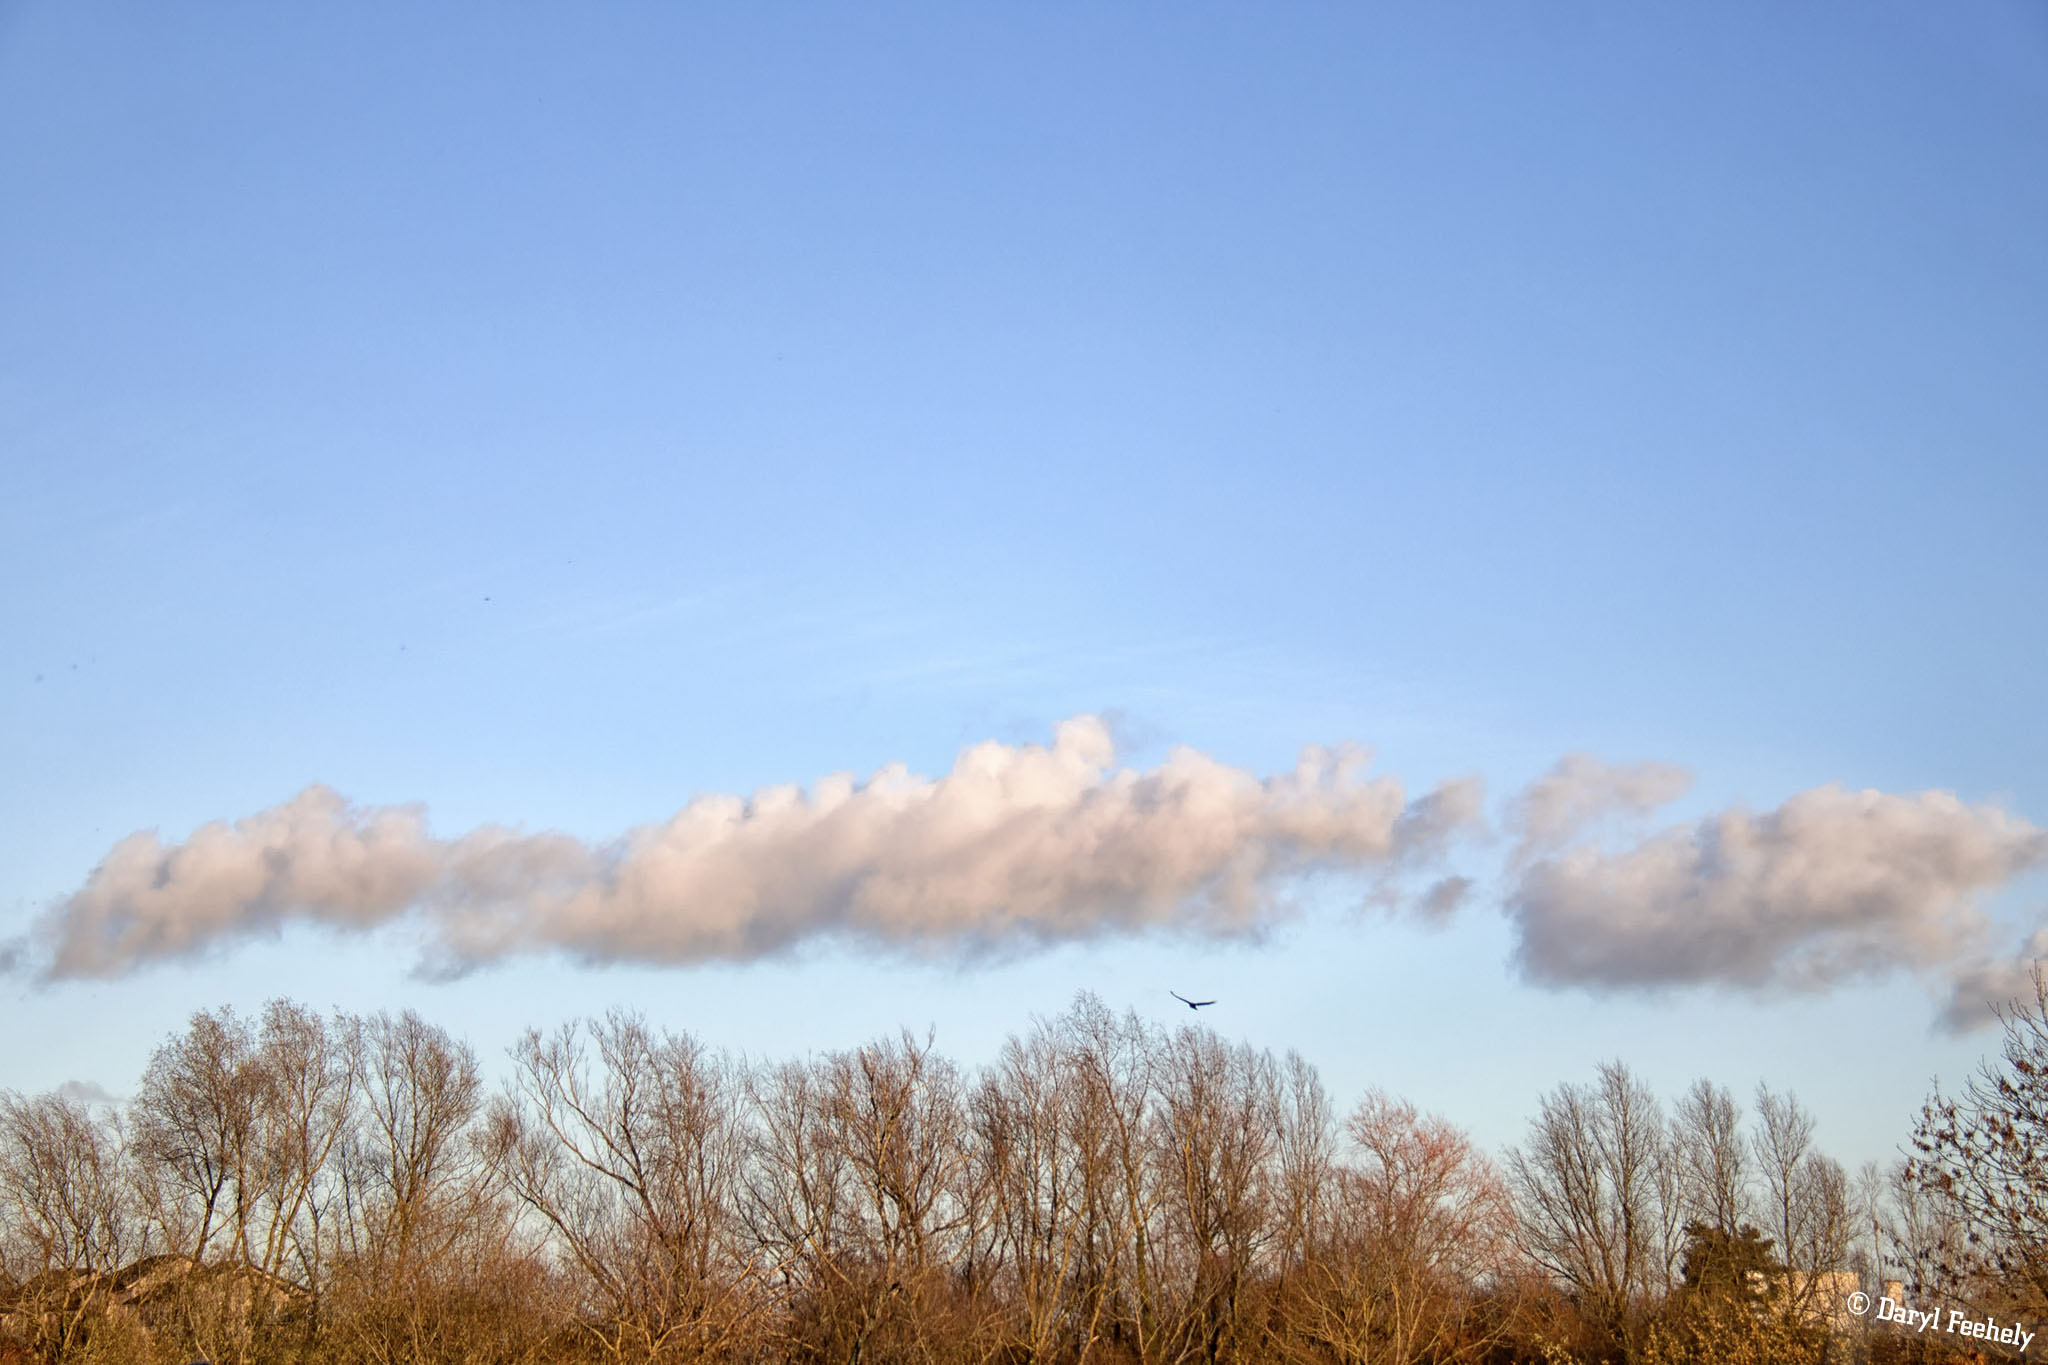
[28,717,1482,978]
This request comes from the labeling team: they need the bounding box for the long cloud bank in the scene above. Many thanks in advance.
[24,717,1483,979]
[17,721,2048,1030]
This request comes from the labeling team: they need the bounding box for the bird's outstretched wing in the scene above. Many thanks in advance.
[1170,991,1217,1009]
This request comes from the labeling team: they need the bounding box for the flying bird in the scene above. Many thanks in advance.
[1171,991,1216,1010]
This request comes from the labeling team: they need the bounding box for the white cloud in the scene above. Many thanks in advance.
[1937,931,2048,1034]
[1504,782,2047,1001]
[54,1080,121,1108]
[42,785,439,977]
[26,716,1482,978]
[1506,752,1693,862]
[33,722,2048,1032]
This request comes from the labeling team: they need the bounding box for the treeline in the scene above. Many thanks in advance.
[0,988,2042,1365]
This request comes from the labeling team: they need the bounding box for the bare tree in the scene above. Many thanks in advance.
[0,1091,140,1360]
[1790,1155,1849,1295]
[1750,1085,1849,1317]
[1508,1061,1669,1356]
[1153,1025,1279,1364]
[973,1019,1097,1363]
[243,1000,356,1335]
[1058,992,1166,1365]
[820,1029,982,1362]
[131,1006,259,1272]
[1751,1084,1813,1276]
[491,1011,763,1363]
[329,1008,513,1365]
[1271,1051,1336,1279]
[1670,1080,1748,1238]
[129,1002,348,1363]
[740,1052,851,1361]
[1282,1090,1520,1365]
[344,1011,483,1270]
[1842,1161,1888,1317]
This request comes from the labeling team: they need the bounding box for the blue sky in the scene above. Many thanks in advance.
[3,2,2045,1172]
